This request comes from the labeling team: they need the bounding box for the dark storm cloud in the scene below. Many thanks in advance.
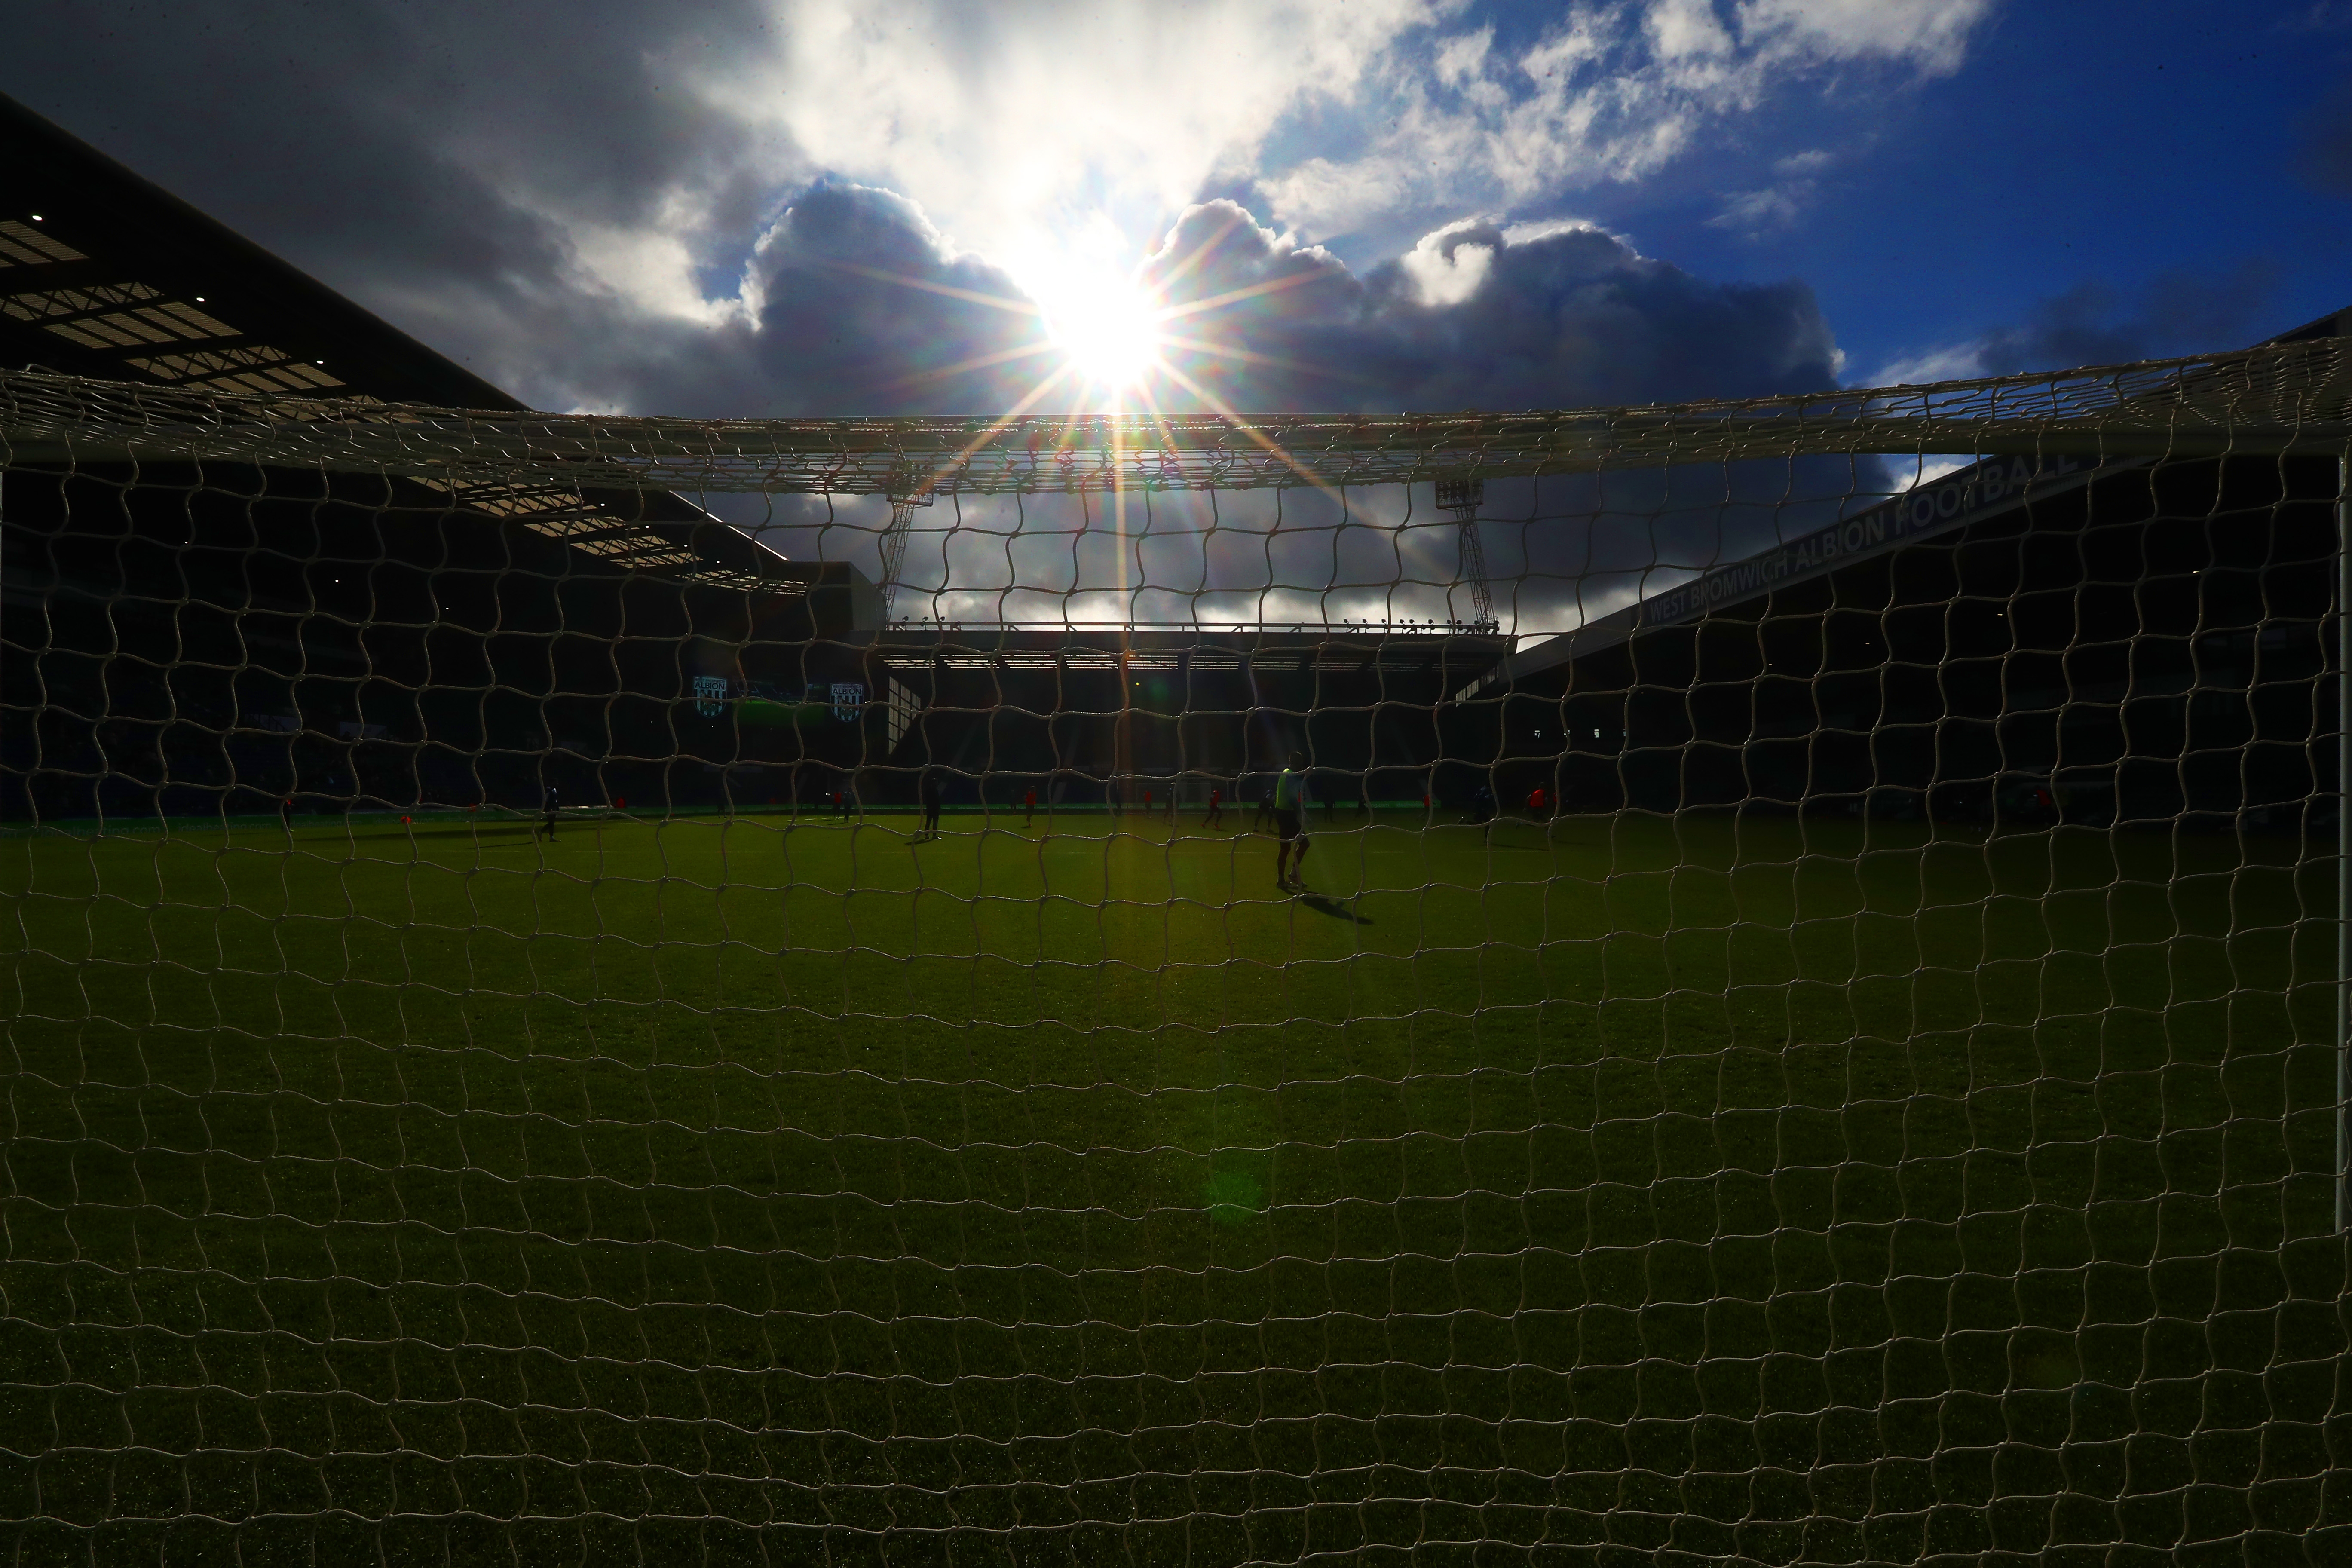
[655,195,1843,417]
[543,182,1069,417]
[582,192,1847,421]
[1140,201,1843,412]
[723,185,1052,415]
[1365,226,1842,408]
[1958,265,2281,377]
[2,0,787,402]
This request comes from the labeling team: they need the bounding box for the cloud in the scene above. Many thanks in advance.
[1137,199,1841,412]
[0,0,802,402]
[733,186,1055,411]
[1397,220,1502,306]
[1738,0,1993,74]
[705,0,1998,270]
[1869,263,2281,385]
[1709,186,1802,232]
[696,0,1441,270]
[1709,147,1832,233]
[1257,0,1997,239]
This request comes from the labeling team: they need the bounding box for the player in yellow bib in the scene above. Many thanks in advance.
[1273,752,1310,890]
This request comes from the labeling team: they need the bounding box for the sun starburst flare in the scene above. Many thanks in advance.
[1035,265,1163,392]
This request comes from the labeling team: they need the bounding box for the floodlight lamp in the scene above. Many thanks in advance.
[1435,477,1484,513]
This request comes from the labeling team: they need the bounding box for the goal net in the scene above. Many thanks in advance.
[2,338,2347,1565]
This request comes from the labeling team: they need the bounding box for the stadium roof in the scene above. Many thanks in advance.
[1459,305,2352,699]
[0,92,839,601]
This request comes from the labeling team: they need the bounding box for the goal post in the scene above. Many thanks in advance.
[2341,451,2352,1237]
[3,339,2349,1563]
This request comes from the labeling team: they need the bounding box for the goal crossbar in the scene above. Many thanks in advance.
[3,334,2347,496]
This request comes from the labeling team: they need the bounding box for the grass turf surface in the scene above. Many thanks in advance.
[1,811,2344,1564]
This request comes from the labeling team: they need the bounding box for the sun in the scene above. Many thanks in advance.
[1036,264,1161,392]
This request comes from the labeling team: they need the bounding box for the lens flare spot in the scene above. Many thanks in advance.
[1203,1167,1263,1225]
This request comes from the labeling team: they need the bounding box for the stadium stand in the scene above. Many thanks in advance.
[0,95,879,821]
[1459,312,2349,832]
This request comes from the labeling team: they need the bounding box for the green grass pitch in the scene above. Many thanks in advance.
[1,810,2341,1561]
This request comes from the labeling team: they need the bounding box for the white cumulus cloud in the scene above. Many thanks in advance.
[1260,0,1997,239]
[692,0,1442,273]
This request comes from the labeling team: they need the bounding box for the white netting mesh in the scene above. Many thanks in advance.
[1,358,2347,1564]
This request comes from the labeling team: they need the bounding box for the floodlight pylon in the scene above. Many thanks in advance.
[1436,476,1495,633]
[878,486,934,620]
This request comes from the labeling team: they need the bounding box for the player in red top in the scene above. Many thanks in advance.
[1024,786,1037,827]
[1527,784,1547,816]
[1203,785,1224,829]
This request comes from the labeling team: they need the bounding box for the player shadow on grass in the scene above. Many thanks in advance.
[1295,892,1372,924]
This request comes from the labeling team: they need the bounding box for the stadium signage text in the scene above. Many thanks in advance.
[1634,454,2092,631]
[685,676,866,723]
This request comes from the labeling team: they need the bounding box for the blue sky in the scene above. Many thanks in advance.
[6,1,2348,413]
[1605,1,2352,380]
